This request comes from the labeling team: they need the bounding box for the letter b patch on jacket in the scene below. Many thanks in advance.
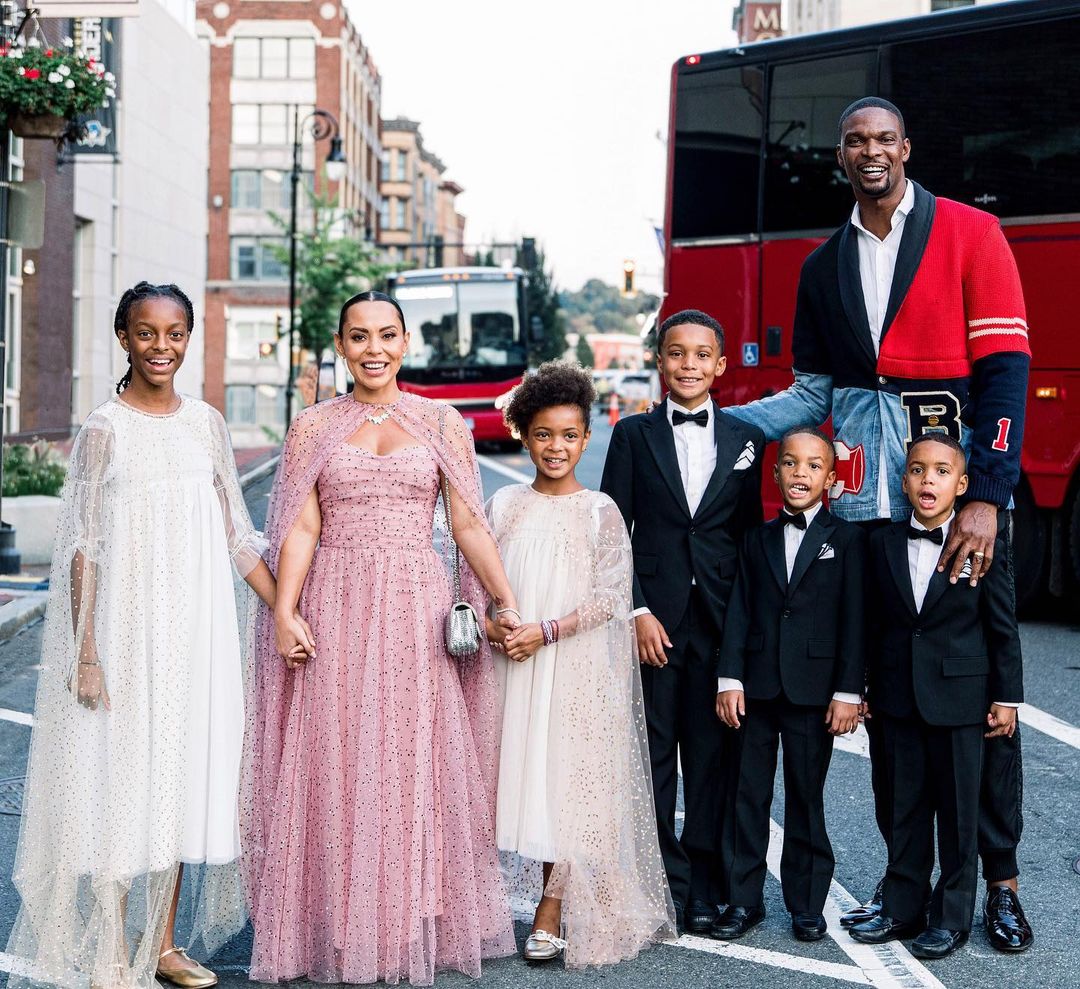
[900,390,962,446]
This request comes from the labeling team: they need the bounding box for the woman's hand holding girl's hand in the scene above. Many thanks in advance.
[276,610,316,669]
[504,623,545,662]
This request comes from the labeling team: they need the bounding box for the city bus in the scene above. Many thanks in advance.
[389,266,530,443]
[663,0,1080,603]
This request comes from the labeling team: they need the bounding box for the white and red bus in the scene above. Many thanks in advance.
[663,0,1080,602]
[389,266,530,444]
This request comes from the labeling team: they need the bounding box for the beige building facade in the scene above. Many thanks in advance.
[379,118,466,268]
[787,0,1003,34]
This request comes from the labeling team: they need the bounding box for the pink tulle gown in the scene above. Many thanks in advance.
[244,441,514,985]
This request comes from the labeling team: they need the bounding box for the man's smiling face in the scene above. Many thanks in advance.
[836,106,910,200]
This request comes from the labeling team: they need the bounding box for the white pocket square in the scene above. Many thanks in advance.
[817,544,835,560]
[733,440,756,471]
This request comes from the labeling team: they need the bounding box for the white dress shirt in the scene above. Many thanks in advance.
[851,179,915,519]
[907,511,1017,708]
[717,501,861,705]
[632,396,717,619]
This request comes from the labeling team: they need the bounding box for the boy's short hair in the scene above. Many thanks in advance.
[906,432,968,471]
[657,309,725,354]
[778,425,836,468]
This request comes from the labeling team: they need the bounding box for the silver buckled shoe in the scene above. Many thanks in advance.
[523,929,567,962]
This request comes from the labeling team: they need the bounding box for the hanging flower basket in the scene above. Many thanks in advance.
[7,110,68,138]
[0,34,113,141]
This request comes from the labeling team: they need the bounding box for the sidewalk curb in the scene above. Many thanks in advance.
[0,592,48,643]
[0,455,280,646]
[240,453,281,490]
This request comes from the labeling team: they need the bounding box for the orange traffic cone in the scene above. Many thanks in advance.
[608,392,620,426]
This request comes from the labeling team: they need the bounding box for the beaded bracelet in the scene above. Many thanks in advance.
[540,619,560,647]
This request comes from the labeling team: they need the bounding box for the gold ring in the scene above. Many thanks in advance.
[974,552,985,558]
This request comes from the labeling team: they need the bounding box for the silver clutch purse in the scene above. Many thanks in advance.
[442,475,482,659]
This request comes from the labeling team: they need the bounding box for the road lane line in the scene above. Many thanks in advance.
[767,820,946,989]
[1018,702,1080,750]
[476,454,533,484]
[675,935,870,984]
[0,707,32,726]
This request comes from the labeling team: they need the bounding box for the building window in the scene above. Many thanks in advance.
[225,384,285,427]
[396,150,407,181]
[394,198,407,230]
[230,168,312,209]
[931,1,974,9]
[380,197,389,230]
[232,104,313,145]
[227,317,280,360]
[232,37,316,79]
[380,151,390,182]
[230,236,288,280]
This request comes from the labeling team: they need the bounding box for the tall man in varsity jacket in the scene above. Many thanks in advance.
[726,97,1033,953]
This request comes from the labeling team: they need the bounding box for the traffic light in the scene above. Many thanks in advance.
[521,237,537,270]
[622,259,636,297]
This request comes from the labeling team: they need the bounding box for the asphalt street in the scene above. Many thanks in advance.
[1,416,1078,989]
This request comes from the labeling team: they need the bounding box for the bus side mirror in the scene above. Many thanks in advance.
[530,314,545,342]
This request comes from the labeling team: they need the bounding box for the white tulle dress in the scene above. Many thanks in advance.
[5,395,263,989]
[487,484,675,968]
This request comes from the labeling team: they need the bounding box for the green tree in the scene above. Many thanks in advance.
[271,185,387,355]
[575,334,595,368]
[515,242,567,364]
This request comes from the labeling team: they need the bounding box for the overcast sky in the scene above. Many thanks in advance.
[346,0,739,294]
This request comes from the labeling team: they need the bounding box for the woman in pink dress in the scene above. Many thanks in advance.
[241,292,519,986]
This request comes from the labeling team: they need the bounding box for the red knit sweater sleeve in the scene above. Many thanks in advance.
[963,220,1031,362]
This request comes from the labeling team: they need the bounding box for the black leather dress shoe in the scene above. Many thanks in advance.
[792,912,827,942]
[686,899,719,935]
[840,878,884,928]
[911,927,968,959]
[710,904,765,940]
[848,914,921,944]
[983,886,1033,953]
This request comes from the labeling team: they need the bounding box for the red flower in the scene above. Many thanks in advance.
[44,49,53,56]
[24,68,40,79]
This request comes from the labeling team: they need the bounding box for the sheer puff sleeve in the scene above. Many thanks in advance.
[561,495,633,638]
[208,406,268,578]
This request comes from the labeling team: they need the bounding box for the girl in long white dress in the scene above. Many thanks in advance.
[486,362,675,968]
[4,282,290,989]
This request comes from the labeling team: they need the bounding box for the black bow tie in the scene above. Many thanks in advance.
[779,511,807,530]
[908,525,944,545]
[672,409,708,428]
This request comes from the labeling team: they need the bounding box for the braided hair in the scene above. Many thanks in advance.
[113,281,195,393]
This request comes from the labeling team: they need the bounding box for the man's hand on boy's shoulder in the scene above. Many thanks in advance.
[985,703,1018,739]
[635,612,672,667]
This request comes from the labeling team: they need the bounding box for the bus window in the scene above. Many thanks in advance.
[764,52,877,234]
[671,64,764,241]
[884,18,1080,220]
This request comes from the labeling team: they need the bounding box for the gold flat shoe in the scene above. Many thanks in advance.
[156,948,218,989]
[523,929,567,962]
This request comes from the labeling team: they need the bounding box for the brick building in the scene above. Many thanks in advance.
[378,117,466,269]
[196,0,381,445]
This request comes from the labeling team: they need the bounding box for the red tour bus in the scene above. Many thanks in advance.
[662,0,1080,604]
[388,266,530,443]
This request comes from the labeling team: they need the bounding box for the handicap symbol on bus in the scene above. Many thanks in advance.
[742,343,760,367]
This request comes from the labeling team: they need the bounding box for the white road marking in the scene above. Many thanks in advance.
[477,454,533,485]
[675,934,870,984]
[768,820,946,989]
[833,724,871,758]
[0,707,32,726]
[1018,702,1080,750]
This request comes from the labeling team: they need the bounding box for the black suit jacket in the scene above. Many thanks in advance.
[600,401,765,637]
[867,521,1024,726]
[717,507,867,707]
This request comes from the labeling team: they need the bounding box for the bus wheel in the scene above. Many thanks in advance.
[1011,478,1046,612]
[1069,482,1080,589]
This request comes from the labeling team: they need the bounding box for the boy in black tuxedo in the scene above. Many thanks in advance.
[850,434,1023,959]
[601,309,764,934]
[715,427,866,942]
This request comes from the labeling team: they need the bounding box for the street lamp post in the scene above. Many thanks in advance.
[284,106,346,430]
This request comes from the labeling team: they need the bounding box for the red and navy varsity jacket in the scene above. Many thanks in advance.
[730,180,1030,522]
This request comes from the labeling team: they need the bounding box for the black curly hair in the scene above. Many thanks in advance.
[779,425,836,468]
[503,360,596,439]
[113,281,195,393]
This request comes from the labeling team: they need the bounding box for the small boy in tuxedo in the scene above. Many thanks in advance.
[715,427,866,942]
[849,434,1023,959]
[601,309,764,935]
